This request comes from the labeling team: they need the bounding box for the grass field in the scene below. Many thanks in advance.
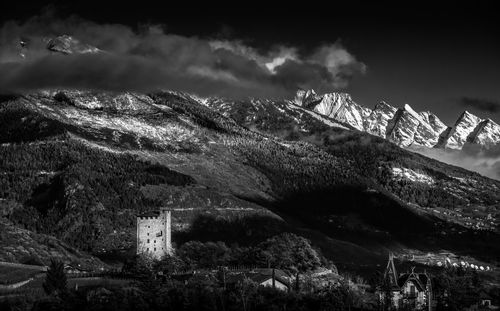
[0,266,41,285]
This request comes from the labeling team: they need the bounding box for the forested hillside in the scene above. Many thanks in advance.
[0,90,499,271]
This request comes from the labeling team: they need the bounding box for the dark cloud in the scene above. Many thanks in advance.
[0,12,366,99]
[459,97,500,113]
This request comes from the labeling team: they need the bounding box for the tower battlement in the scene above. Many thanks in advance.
[136,208,172,259]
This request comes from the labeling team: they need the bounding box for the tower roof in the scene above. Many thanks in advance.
[384,253,399,288]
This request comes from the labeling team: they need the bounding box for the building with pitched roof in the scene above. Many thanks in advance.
[222,268,291,291]
[379,253,433,310]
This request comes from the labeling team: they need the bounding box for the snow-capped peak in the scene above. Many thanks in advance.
[364,101,398,138]
[294,89,321,107]
[311,92,370,131]
[46,35,101,55]
[402,104,435,134]
[291,90,499,151]
[441,110,483,149]
[467,118,500,147]
[403,103,419,117]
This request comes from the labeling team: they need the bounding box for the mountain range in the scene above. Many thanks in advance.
[0,35,499,278]
[1,88,499,271]
[292,89,500,150]
[18,35,500,153]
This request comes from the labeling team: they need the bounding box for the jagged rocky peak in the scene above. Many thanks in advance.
[419,111,448,134]
[384,104,445,148]
[375,101,397,113]
[385,105,421,147]
[402,104,422,119]
[291,89,500,150]
[364,101,397,138]
[442,110,483,149]
[310,92,371,131]
[46,35,101,55]
[294,89,321,107]
[468,118,500,147]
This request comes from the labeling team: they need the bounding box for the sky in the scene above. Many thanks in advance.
[0,0,499,125]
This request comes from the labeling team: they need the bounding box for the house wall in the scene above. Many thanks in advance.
[401,280,426,308]
[392,291,402,308]
[137,210,172,259]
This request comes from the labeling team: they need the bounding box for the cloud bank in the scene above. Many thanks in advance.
[0,13,366,98]
[410,144,500,181]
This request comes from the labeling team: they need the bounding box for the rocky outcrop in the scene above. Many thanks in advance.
[307,93,371,131]
[468,119,500,147]
[294,89,321,108]
[440,111,483,149]
[364,101,398,138]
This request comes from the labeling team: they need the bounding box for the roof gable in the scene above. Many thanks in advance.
[397,272,428,291]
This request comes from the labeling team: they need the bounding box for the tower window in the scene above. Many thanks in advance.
[147,239,150,243]
[154,240,156,243]
[154,248,156,251]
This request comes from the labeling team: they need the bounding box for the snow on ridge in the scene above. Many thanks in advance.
[444,111,483,149]
[287,102,348,130]
[30,98,200,148]
[391,167,435,185]
[403,104,435,133]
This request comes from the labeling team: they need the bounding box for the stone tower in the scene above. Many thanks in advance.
[136,208,172,259]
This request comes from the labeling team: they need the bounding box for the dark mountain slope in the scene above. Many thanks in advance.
[0,90,499,272]
[207,97,500,211]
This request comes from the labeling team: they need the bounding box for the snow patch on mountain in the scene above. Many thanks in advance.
[419,111,448,134]
[51,90,157,113]
[286,102,348,129]
[392,167,435,185]
[442,111,483,149]
[294,89,321,107]
[403,104,435,134]
[46,35,101,55]
[305,92,370,131]
[293,90,499,151]
[469,119,500,147]
[364,101,397,138]
[385,107,421,147]
[25,93,203,150]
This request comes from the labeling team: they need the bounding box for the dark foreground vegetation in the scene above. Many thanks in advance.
[1,231,498,311]
[1,257,498,311]
[2,277,360,311]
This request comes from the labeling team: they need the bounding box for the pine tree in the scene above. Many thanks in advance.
[43,258,67,296]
